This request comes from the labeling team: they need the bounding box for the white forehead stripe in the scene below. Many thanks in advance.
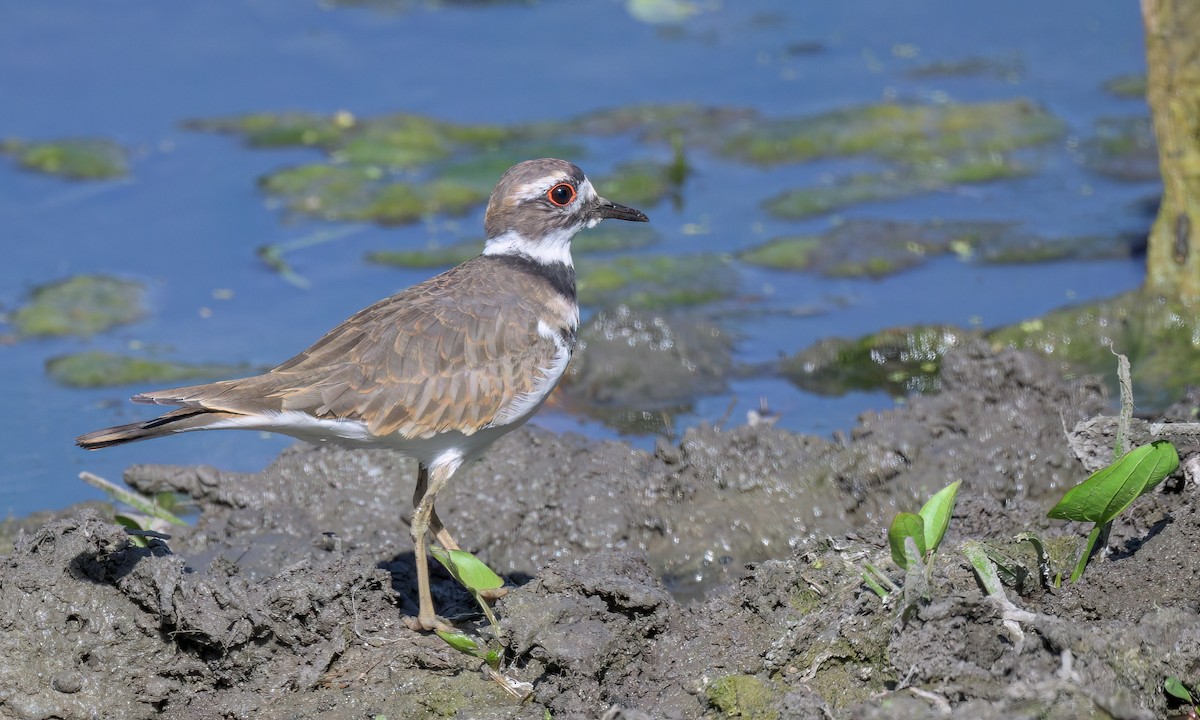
[510,181,547,203]
[578,178,597,203]
[509,175,594,204]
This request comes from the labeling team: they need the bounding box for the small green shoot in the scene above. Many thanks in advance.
[973,542,1029,590]
[430,547,505,669]
[434,629,502,668]
[963,540,1036,599]
[962,541,1006,599]
[427,548,530,697]
[1047,441,1179,582]
[1165,676,1195,704]
[1048,441,1179,524]
[437,629,482,655]
[1014,532,1054,588]
[962,540,1033,650]
[867,480,961,608]
[919,479,961,550]
[900,536,929,611]
[888,479,962,570]
[888,512,925,569]
[432,548,505,594]
[80,471,187,546]
[861,562,899,600]
[1165,676,1200,717]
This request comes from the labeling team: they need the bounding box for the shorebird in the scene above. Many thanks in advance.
[77,158,649,631]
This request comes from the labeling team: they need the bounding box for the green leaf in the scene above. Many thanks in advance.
[962,541,1006,599]
[1068,523,1107,583]
[80,471,188,526]
[113,515,149,548]
[917,480,961,554]
[1048,442,1179,524]
[436,630,484,657]
[1165,676,1194,704]
[861,571,888,599]
[113,514,146,532]
[430,548,504,592]
[889,512,926,569]
[861,562,900,597]
[1014,532,1052,589]
[901,537,929,606]
[980,544,1028,589]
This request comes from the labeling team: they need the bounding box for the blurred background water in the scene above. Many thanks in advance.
[0,0,1152,517]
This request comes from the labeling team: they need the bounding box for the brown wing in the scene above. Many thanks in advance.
[135,258,566,439]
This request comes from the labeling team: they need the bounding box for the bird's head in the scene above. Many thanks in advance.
[482,158,648,266]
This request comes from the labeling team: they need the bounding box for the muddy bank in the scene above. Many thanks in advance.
[2,343,1197,719]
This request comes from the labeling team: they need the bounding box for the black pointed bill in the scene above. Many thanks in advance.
[592,197,649,223]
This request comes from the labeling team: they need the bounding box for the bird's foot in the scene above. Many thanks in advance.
[402,612,459,634]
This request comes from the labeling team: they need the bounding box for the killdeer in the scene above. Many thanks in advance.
[77,158,649,632]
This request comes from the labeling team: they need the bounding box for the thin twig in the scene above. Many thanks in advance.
[1114,351,1133,460]
[908,687,952,716]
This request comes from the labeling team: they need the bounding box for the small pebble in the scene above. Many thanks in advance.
[142,676,171,702]
[51,670,83,694]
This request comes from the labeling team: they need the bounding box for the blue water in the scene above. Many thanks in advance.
[0,0,1152,517]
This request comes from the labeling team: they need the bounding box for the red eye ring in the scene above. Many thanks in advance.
[547,182,576,207]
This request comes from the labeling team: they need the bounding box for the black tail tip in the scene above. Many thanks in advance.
[76,434,115,450]
[75,425,141,450]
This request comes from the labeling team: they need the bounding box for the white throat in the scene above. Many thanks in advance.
[482,228,577,267]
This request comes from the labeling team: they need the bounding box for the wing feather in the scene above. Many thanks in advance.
[136,257,570,439]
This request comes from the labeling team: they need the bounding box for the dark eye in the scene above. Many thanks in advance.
[547,183,576,207]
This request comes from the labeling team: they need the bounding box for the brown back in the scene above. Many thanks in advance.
[136,255,573,439]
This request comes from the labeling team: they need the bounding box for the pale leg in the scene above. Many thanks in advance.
[413,464,461,551]
[406,461,457,632]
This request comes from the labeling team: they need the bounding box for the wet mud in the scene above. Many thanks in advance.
[2,343,1197,719]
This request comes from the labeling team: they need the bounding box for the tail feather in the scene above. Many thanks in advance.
[76,408,239,450]
[132,378,241,407]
